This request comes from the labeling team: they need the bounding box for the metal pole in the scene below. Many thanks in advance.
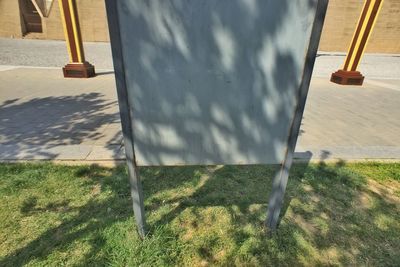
[266,0,328,231]
[58,0,95,78]
[331,0,384,86]
[104,0,146,238]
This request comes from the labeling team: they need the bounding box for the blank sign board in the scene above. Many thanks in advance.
[106,0,328,236]
[108,0,326,166]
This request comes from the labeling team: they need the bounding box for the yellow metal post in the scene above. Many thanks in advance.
[58,0,95,78]
[331,0,384,85]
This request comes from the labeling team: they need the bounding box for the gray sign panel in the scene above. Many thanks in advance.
[105,0,327,236]
[110,0,325,166]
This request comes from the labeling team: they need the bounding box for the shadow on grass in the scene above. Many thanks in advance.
[0,164,130,266]
[0,162,399,266]
[141,161,399,265]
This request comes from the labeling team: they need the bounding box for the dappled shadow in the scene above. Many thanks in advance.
[106,0,327,240]
[0,165,132,267]
[0,0,350,265]
[140,162,400,265]
[105,0,327,240]
[0,93,119,159]
[141,150,311,229]
[20,196,72,214]
[0,162,399,266]
[112,0,324,165]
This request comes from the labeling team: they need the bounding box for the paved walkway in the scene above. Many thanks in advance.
[1,67,399,163]
[1,37,400,79]
[0,38,400,163]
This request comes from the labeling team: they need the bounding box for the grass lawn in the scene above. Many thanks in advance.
[0,162,399,266]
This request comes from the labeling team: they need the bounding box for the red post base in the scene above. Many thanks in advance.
[330,70,364,86]
[62,62,96,78]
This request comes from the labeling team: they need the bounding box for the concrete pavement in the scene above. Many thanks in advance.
[1,38,400,163]
[1,66,399,163]
[0,68,123,163]
[0,38,113,70]
[1,37,400,79]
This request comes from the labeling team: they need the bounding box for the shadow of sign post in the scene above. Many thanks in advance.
[105,0,328,238]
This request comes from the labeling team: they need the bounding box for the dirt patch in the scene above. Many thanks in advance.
[367,179,400,206]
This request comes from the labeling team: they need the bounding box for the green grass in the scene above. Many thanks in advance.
[0,162,399,266]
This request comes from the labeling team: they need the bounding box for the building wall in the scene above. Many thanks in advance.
[366,0,400,53]
[76,0,109,42]
[0,0,399,53]
[319,0,400,53]
[37,0,109,41]
[0,0,23,38]
[41,0,64,40]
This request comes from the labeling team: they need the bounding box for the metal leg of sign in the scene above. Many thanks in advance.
[105,0,146,239]
[265,0,328,231]
[265,155,293,231]
[127,162,146,238]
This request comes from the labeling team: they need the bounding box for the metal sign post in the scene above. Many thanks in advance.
[331,0,384,86]
[105,0,328,238]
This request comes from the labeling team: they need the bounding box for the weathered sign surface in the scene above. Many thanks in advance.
[105,0,327,236]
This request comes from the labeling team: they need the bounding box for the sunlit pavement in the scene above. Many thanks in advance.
[1,37,399,79]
